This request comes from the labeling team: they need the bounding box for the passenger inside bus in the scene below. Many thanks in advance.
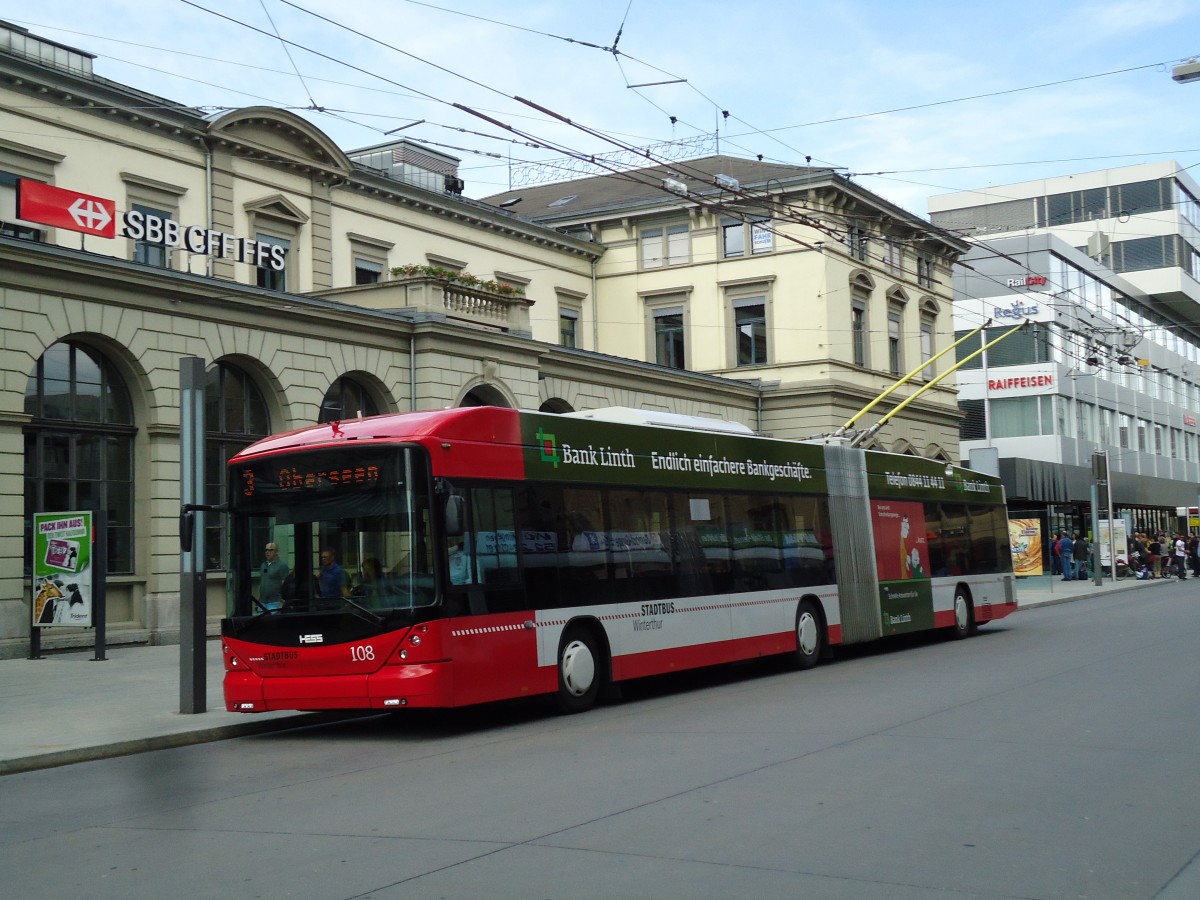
[352,556,383,605]
[317,547,349,598]
[259,542,288,611]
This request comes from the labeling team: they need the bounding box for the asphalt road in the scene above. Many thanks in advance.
[2,585,1198,899]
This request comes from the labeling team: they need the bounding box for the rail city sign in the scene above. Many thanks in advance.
[1006,275,1048,289]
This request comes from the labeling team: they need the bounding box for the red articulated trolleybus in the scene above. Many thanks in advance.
[221,407,1016,714]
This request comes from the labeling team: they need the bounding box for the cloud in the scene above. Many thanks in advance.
[1076,0,1193,40]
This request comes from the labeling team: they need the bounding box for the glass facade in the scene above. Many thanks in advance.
[932,178,1175,234]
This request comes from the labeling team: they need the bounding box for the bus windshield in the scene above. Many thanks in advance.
[227,445,436,617]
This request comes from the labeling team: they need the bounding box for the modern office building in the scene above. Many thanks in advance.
[930,163,1200,540]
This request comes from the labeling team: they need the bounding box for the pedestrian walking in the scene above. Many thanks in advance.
[1059,532,1075,581]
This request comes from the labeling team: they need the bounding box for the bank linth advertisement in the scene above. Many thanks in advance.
[872,500,930,581]
[871,500,934,634]
[32,511,93,627]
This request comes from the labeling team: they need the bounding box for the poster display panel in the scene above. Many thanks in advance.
[1009,518,1043,576]
[32,511,93,627]
[1097,519,1128,566]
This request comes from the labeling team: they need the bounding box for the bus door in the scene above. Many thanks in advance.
[443,485,543,704]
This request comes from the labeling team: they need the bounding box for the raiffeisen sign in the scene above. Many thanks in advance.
[987,373,1054,393]
[16,180,285,271]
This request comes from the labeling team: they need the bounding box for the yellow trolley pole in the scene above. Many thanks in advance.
[835,319,992,437]
[850,319,1030,448]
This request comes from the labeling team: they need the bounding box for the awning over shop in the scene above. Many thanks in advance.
[999,457,1190,508]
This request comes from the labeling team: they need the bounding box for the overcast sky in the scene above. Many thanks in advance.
[4,0,1200,215]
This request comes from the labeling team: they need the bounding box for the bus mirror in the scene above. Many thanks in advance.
[179,502,225,553]
[445,495,465,537]
[180,508,194,552]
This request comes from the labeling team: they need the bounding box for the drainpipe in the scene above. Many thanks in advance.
[590,255,598,351]
[409,331,417,411]
[204,141,213,277]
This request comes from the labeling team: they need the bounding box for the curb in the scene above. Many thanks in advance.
[0,711,371,777]
[1017,575,1174,611]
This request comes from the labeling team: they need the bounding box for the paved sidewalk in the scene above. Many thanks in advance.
[0,641,335,776]
[0,574,1167,775]
[1011,570,1171,607]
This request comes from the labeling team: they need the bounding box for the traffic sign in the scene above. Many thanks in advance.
[16,180,116,238]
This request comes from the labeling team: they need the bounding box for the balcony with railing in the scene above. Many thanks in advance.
[314,267,533,336]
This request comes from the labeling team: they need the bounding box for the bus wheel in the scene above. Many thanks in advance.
[791,600,824,670]
[556,627,601,713]
[951,588,976,639]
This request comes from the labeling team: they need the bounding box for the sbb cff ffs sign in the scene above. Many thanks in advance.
[15,179,286,271]
[16,181,116,238]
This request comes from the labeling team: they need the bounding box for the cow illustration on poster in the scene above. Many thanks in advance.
[871,500,929,581]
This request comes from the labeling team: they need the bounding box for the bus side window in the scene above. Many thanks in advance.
[516,484,563,607]
[562,487,612,605]
[448,531,471,585]
[470,487,519,586]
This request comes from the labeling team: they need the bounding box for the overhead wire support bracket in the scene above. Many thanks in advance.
[849,319,1030,448]
[836,318,992,436]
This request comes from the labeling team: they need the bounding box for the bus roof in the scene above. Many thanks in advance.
[230,407,523,460]
[228,406,1003,502]
[231,406,763,462]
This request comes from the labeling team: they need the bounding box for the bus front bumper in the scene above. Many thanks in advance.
[223,662,451,712]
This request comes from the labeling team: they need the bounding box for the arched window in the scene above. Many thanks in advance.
[461,385,511,408]
[318,377,379,423]
[204,362,270,570]
[24,341,135,574]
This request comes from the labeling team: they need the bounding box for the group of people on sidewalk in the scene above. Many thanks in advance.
[1053,529,1200,581]
[1126,531,1199,580]
[1051,532,1093,581]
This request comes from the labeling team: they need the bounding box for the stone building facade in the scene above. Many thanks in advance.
[1,22,969,654]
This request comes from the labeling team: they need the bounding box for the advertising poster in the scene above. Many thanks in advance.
[1008,518,1043,576]
[1097,519,1129,566]
[871,499,930,581]
[32,511,93,627]
[870,500,933,634]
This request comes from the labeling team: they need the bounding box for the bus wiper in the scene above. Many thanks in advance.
[330,594,385,625]
[249,595,273,616]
